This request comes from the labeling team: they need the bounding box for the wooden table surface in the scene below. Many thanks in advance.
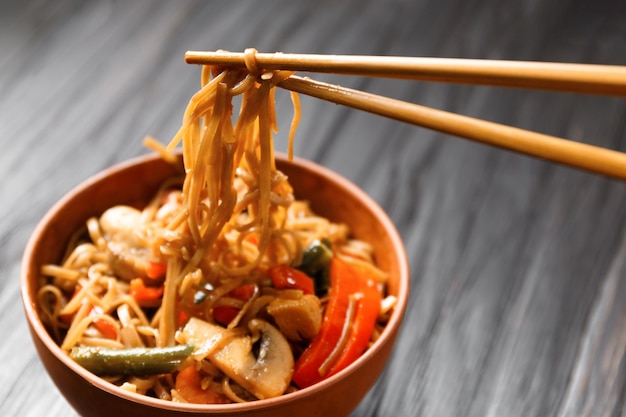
[3,0,626,416]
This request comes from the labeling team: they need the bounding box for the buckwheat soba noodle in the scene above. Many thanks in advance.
[38,49,396,404]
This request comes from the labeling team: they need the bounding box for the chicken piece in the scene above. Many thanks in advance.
[266,294,322,342]
[99,205,155,280]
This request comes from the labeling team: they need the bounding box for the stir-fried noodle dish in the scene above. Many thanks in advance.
[38,49,397,404]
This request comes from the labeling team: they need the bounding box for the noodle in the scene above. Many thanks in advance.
[38,49,391,403]
[287,91,301,160]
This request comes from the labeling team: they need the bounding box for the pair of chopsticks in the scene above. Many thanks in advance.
[185,51,626,181]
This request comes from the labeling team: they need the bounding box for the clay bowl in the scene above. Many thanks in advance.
[21,152,410,417]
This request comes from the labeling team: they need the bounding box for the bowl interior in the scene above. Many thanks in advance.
[21,152,409,416]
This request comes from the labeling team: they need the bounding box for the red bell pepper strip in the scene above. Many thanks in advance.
[89,306,119,340]
[212,306,239,326]
[244,233,259,246]
[212,284,256,326]
[130,278,164,307]
[60,286,118,340]
[268,265,315,295]
[59,286,82,325]
[146,261,167,280]
[178,309,190,327]
[292,257,381,389]
[229,283,256,300]
[175,365,230,404]
[326,261,381,377]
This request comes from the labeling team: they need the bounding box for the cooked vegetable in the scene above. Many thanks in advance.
[211,284,256,326]
[60,287,118,340]
[69,344,194,376]
[297,239,333,295]
[174,365,230,404]
[180,317,294,399]
[324,261,382,377]
[268,265,315,294]
[146,261,167,280]
[129,278,164,307]
[89,306,119,340]
[291,257,381,388]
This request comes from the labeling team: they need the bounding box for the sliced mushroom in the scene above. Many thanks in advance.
[180,317,294,399]
[266,294,322,341]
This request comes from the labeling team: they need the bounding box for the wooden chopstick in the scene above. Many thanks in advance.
[277,75,626,181]
[185,51,626,96]
[184,51,626,179]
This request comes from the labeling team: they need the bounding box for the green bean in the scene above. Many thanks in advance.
[297,239,333,295]
[69,344,194,376]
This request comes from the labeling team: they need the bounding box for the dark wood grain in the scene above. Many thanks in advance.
[2,0,626,416]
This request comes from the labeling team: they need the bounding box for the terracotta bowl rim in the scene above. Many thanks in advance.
[20,151,410,413]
